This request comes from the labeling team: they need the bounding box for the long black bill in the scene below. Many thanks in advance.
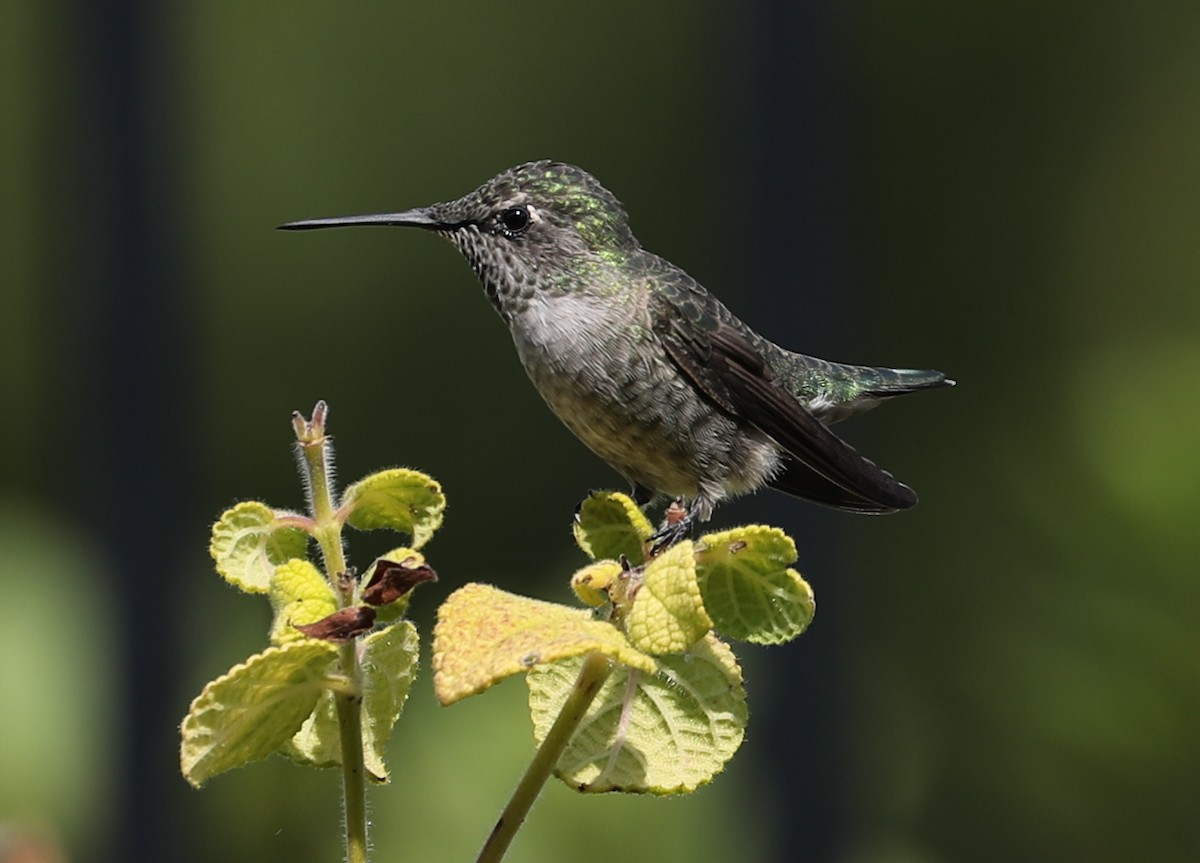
[277,208,441,231]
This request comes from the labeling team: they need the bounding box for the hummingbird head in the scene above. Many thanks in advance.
[280,161,639,318]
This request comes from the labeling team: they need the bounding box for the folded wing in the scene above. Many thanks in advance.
[656,310,918,514]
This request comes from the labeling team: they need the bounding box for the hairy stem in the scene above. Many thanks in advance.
[336,641,369,863]
[294,401,350,584]
[476,652,613,863]
[294,402,368,863]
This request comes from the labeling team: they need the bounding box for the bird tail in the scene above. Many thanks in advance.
[799,362,954,424]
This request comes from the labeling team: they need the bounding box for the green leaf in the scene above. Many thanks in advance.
[180,641,336,787]
[209,501,310,593]
[572,491,653,564]
[284,622,420,783]
[432,583,657,706]
[527,634,747,794]
[695,526,815,644]
[269,559,338,645]
[626,540,713,655]
[359,622,420,778]
[340,468,445,549]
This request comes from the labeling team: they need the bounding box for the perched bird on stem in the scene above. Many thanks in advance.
[282,161,953,538]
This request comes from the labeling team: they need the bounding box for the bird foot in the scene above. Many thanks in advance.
[647,499,695,556]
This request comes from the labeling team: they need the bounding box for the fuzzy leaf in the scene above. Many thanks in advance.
[432,583,656,706]
[284,622,419,782]
[269,559,338,645]
[571,560,622,608]
[180,641,336,787]
[573,491,653,564]
[210,501,309,593]
[340,469,445,549]
[357,622,419,777]
[527,634,746,794]
[626,540,713,655]
[695,526,815,644]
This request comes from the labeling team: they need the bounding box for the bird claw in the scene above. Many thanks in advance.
[647,499,695,556]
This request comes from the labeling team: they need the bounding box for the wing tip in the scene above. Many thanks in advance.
[859,477,919,514]
[766,460,921,514]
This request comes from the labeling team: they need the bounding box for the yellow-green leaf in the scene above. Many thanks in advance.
[695,526,815,644]
[572,491,653,564]
[179,641,336,787]
[432,583,656,706]
[570,560,622,608]
[527,634,746,794]
[268,559,338,645]
[209,501,309,593]
[340,468,445,549]
[284,622,419,782]
[358,622,419,778]
[626,540,713,655]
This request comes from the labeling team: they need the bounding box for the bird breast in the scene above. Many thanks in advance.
[510,291,642,379]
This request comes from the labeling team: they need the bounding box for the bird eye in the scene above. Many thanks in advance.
[499,206,531,234]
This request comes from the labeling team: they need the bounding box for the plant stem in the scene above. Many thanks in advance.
[336,641,369,863]
[295,402,350,583]
[476,652,613,863]
[295,403,369,863]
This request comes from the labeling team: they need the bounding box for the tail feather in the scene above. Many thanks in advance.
[799,363,955,424]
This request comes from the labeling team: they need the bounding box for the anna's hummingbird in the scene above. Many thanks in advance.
[281,161,952,529]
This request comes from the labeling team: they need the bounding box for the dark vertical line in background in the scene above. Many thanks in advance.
[730,1,851,861]
[76,3,194,861]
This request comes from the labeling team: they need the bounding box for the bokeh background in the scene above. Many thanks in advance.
[2,2,1197,862]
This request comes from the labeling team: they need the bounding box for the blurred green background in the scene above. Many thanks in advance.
[2,2,1197,862]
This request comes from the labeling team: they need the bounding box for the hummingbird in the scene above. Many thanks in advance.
[281,160,952,533]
